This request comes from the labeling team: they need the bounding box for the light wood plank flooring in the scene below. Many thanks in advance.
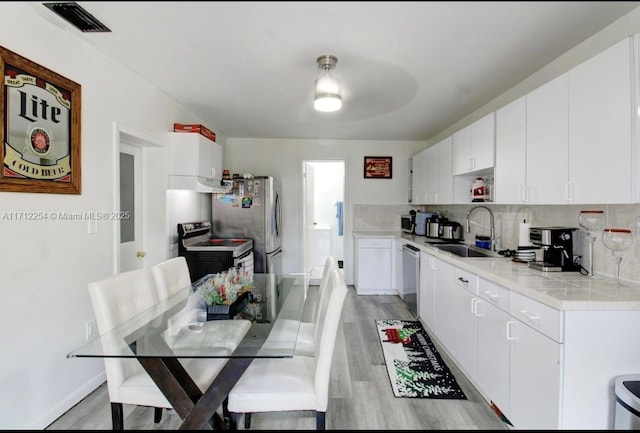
[47,285,508,430]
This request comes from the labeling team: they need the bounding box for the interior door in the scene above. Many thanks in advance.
[302,162,316,277]
[119,142,143,271]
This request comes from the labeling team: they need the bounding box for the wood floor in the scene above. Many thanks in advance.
[47,285,508,430]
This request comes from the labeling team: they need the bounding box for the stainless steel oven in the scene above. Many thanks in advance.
[177,221,254,282]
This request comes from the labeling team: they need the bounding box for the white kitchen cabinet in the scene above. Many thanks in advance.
[411,149,429,204]
[393,238,404,296]
[525,73,569,204]
[354,237,394,295]
[495,37,636,205]
[452,112,495,176]
[494,96,526,204]
[434,260,479,381]
[475,278,511,420]
[568,37,634,204]
[418,250,439,330]
[168,132,223,191]
[509,321,562,428]
[431,136,453,204]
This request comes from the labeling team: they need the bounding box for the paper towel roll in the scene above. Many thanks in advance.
[519,221,531,246]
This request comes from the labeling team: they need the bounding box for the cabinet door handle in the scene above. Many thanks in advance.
[506,320,516,340]
[457,276,469,284]
[566,181,574,202]
[519,309,540,323]
[483,290,499,302]
[472,298,481,316]
[521,186,528,203]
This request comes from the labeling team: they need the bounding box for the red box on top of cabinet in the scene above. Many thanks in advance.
[173,123,216,142]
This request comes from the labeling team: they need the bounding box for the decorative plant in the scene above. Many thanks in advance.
[196,267,254,305]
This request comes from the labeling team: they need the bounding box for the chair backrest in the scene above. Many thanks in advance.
[150,256,192,301]
[313,268,348,411]
[311,256,338,325]
[88,268,163,404]
[311,259,339,348]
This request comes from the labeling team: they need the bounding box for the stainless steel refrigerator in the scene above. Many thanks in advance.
[211,176,282,274]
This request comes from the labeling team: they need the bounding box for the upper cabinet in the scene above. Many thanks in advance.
[494,35,637,204]
[411,148,429,204]
[411,135,453,204]
[452,113,495,176]
[568,37,634,204]
[434,136,453,204]
[168,132,224,192]
[525,73,569,205]
[494,96,526,204]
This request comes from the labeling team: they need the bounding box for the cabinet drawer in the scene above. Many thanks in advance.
[509,291,563,343]
[478,278,510,312]
[452,266,478,295]
[358,238,392,248]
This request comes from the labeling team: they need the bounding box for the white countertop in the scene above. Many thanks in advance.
[353,230,640,311]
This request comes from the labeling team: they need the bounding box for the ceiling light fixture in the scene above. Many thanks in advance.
[314,54,342,112]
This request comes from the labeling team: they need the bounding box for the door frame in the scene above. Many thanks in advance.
[112,123,164,274]
[300,159,347,280]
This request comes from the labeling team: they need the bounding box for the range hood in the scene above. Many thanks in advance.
[169,175,231,194]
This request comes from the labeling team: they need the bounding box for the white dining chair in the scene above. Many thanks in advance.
[262,256,338,357]
[88,268,230,429]
[150,257,251,348]
[150,256,192,300]
[296,256,339,355]
[227,268,348,430]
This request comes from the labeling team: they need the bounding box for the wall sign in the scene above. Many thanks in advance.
[1,46,81,194]
[364,156,392,179]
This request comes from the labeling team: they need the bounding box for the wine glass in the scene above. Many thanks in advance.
[578,210,605,277]
[602,228,634,284]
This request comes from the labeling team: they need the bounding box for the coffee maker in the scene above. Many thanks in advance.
[528,227,582,272]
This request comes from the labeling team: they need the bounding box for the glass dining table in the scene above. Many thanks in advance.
[67,272,309,430]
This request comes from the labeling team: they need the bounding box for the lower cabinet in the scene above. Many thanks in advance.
[418,251,437,330]
[414,247,640,429]
[354,237,394,295]
[508,313,562,429]
[476,278,511,418]
[434,261,479,381]
[430,267,562,429]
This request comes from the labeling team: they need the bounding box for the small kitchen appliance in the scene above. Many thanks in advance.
[401,211,416,234]
[439,221,464,241]
[426,214,447,238]
[414,211,435,236]
[527,227,581,272]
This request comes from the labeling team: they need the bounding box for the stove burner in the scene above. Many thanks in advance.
[177,221,253,255]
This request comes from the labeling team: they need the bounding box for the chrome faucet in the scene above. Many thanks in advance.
[466,205,495,251]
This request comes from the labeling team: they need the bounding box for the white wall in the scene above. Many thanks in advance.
[224,138,425,283]
[0,4,220,429]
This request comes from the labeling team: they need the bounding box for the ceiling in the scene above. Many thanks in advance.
[38,1,640,141]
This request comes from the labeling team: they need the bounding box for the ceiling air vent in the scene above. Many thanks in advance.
[43,2,111,33]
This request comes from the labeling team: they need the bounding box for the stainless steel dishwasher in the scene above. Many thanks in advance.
[402,244,420,317]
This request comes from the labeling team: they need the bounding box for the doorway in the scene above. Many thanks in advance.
[302,160,345,284]
[119,142,142,271]
[114,125,164,274]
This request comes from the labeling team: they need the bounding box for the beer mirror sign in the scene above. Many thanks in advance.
[1,46,81,194]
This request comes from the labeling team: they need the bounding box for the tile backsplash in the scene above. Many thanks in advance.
[353,203,640,284]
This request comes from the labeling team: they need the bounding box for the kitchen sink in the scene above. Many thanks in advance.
[433,243,500,258]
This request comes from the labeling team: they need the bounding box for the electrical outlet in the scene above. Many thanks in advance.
[86,320,96,341]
